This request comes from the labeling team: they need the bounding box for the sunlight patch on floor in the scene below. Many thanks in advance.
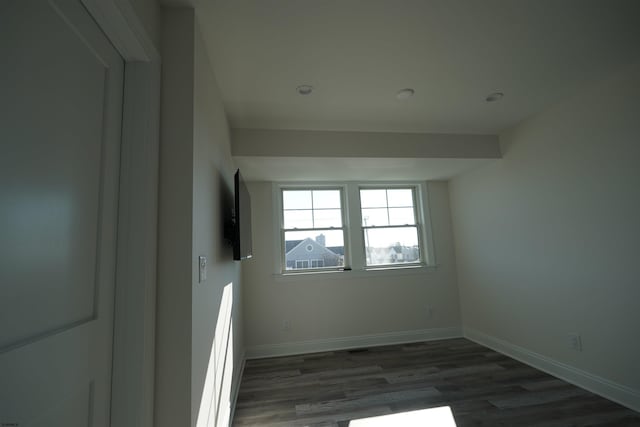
[349,406,457,426]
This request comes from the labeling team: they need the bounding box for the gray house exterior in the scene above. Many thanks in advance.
[285,236,342,269]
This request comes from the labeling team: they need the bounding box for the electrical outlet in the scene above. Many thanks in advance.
[282,320,291,332]
[568,334,582,352]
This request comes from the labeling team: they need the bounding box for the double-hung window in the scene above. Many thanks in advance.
[360,187,421,267]
[281,188,346,271]
[277,183,430,273]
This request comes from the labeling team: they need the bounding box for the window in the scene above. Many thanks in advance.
[360,188,421,267]
[281,188,346,271]
[277,183,432,274]
[295,260,309,269]
[292,259,325,269]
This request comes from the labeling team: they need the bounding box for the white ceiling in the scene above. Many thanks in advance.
[193,0,640,134]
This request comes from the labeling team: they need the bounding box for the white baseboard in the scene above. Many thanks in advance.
[229,350,246,426]
[464,328,640,413]
[245,327,462,360]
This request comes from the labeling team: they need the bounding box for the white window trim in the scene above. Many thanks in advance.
[82,2,160,425]
[272,263,437,282]
[358,183,434,269]
[360,186,422,268]
[273,181,437,276]
[275,183,350,273]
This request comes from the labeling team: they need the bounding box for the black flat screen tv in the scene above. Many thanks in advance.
[233,169,253,260]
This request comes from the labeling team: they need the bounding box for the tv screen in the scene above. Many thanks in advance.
[233,169,253,260]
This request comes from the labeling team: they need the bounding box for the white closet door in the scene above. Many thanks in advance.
[0,0,124,425]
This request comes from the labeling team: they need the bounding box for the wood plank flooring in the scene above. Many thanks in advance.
[232,338,640,426]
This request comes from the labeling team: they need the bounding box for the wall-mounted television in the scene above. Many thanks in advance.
[233,169,253,261]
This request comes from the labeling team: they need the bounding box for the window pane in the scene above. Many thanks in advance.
[361,208,389,226]
[389,207,415,225]
[387,189,414,207]
[360,189,387,208]
[284,230,344,270]
[283,190,312,210]
[312,190,341,209]
[313,209,342,228]
[284,209,312,229]
[364,226,420,266]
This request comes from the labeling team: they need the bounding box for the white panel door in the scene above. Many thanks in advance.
[0,0,124,425]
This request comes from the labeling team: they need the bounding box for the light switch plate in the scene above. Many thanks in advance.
[199,256,207,283]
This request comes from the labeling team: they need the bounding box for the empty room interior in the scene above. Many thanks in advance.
[2,0,640,426]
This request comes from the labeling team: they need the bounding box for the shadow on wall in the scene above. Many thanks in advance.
[196,282,234,427]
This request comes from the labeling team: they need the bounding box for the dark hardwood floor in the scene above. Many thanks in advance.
[232,338,640,426]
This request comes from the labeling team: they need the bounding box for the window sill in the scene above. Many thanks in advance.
[273,264,438,282]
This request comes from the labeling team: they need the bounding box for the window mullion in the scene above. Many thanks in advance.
[310,190,315,228]
[283,227,343,233]
[362,224,417,230]
[385,189,390,226]
[346,182,365,270]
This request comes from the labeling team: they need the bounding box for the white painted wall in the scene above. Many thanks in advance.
[232,129,500,159]
[191,17,244,427]
[450,62,640,407]
[156,8,194,426]
[233,128,501,182]
[156,7,244,427]
[242,181,461,356]
[129,0,161,49]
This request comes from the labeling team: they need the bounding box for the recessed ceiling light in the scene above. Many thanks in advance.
[396,88,415,100]
[486,92,504,102]
[296,85,313,95]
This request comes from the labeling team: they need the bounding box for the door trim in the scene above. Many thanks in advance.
[81,1,160,426]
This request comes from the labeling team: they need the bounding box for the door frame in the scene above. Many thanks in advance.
[81,1,160,426]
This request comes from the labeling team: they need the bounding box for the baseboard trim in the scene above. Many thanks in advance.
[229,350,246,426]
[464,328,640,413]
[246,327,462,360]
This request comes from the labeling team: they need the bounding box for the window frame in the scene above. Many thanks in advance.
[274,181,435,275]
[359,185,424,268]
[277,184,349,273]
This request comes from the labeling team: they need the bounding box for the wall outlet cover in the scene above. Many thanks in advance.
[199,256,207,283]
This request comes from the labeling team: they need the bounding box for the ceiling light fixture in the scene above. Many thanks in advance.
[486,92,504,102]
[396,88,415,100]
[296,85,313,95]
